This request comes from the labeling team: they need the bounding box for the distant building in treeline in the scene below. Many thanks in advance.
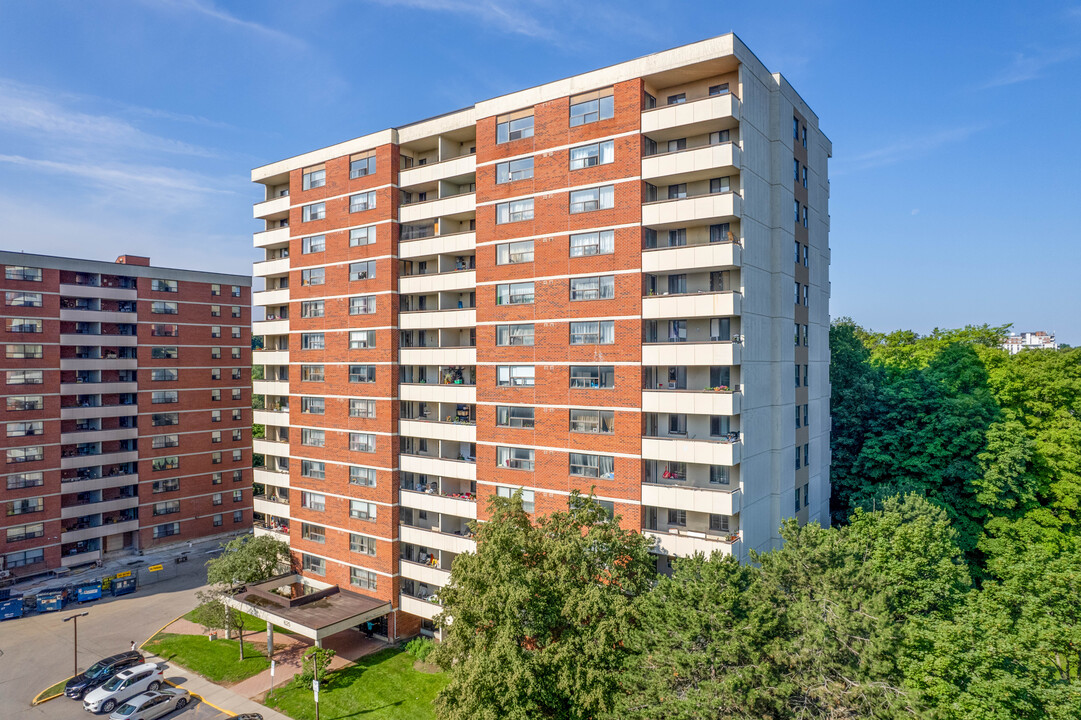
[1003,331,1059,354]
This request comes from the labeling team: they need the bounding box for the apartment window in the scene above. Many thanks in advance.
[496,365,534,387]
[349,295,376,315]
[803,285,809,307]
[803,404,809,427]
[301,491,325,510]
[795,364,801,388]
[794,281,801,305]
[6,472,43,490]
[350,466,377,487]
[795,322,801,346]
[6,344,43,359]
[210,347,222,360]
[496,406,535,428]
[152,412,179,426]
[6,395,43,411]
[7,370,43,385]
[496,198,534,224]
[350,261,376,281]
[231,305,241,317]
[210,305,220,317]
[802,205,809,227]
[349,365,376,384]
[231,285,241,298]
[350,533,377,555]
[350,399,376,418]
[350,191,376,213]
[5,548,44,568]
[213,514,223,527]
[804,443,810,468]
[569,185,614,213]
[795,406,801,429]
[151,279,177,292]
[350,568,378,590]
[151,391,178,404]
[569,140,614,170]
[153,523,180,539]
[709,83,729,96]
[710,177,731,194]
[569,275,614,301]
[232,428,242,441]
[350,225,376,246]
[802,124,807,148]
[794,158,800,182]
[302,234,325,254]
[5,291,42,307]
[794,199,801,223]
[496,113,534,143]
[152,434,180,449]
[6,496,43,514]
[212,451,225,465]
[569,365,614,388]
[496,324,534,346]
[497,486,535,512]
[794,486,802,513]
[211,284,221,296]
[803,245,809,267]
[151,324,178,337]
[302,202,325,222]
[803,365,809,387]
[151,456,179,471]
[301,428,325,447]
[301,523,325,543]
[667,93,686,105]
[569,90,614,126]
[5,266,42,282]
[302,554,325,576]
[667,184,687,200]
[6,318,41,333]
[496,157,534,183]
[301,333,324,350]
[569,452,614,478]
[570,320,614,345]
[802,165,808,187]
[301,396,325,414]
[496,282,534,305]
[153,500,180,516]
[795,449,802,470]
[211,472,222,484]
[350,500,377,521]
[301,460,326,480]
[497,446,534,471]
[210,389,221,402]
[667,138,687,153]
[6,421,42,437]
[300,300,325,319]
[231,347,241,359]
[6,522,44,542]
[570,408,614,434]
[350,154,376,178]
[496,240,534,265]
[350,432,376,453]
[710,465,730,485]
[301,268,325,286]
[568,230,615,258]
[349,330,376,349]
[210,326,221,338]
[795,240,802,264]
[302,167,325,190]
[232,409,242,421]
[794,116,800,139]
[668,509,687,526]
[302,365,324,382]
[802,324,809,347]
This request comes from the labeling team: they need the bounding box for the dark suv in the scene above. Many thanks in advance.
[64,650,144,700]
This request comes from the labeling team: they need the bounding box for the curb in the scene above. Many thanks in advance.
[142,611,240,717]
[30,676,73,706]
[140,610,188,649]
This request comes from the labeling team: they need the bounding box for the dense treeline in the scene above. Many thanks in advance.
[430,323,1080,719]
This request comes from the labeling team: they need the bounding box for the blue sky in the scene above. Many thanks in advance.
[0,1,1078,342]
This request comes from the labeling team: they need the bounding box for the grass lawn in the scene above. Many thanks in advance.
[183,607,287,634]
[35,678,69,702]
[144,632,270,684]
[265,648,447,720]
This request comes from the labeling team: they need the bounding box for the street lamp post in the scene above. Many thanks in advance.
[63,611,89,678]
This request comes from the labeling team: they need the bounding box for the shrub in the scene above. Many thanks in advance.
[405,637,434,663]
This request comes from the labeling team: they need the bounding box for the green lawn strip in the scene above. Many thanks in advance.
[183,608,288,634]
[33,678,69,703]
[265,648,447,720]
[144,633,270,684]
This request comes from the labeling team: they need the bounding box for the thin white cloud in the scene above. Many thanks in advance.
[980,48,1076,89]
[833,125,986,176]
[153,0,304,47]
[0,154,237,198]
[371,0,553,39]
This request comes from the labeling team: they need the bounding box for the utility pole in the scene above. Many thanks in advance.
[63,611,89,678]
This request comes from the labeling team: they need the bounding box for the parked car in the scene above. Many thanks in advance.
[108,688,190,719]
[233,715,264,720]
[83,662,163,714]
[65,651,145,700]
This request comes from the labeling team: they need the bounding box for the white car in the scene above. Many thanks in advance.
[109,688,191,719]
[83,662,163,714]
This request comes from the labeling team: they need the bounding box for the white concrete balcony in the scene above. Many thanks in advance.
[253,409,290,426]
[61,520,139,545]
[643,192,741,229]
[60,450,138,470]
[60,358,138,371]
[642,242,741,274]
[400,154,476,187]
[642,483,741,516]
[254,495,291,518]
[400,489,478,520]
[642,341,740,366]
[399,269,476,295]
[644,529,737,558]
[254,226,291,249]
[642,437,740,466]
[642,143,741,183]
[59,284,137,301]
[400,524,476,555]
[60,427,139,445]
[399,193,475,224]
[253,439,290,457]
[642,291,740,320]
[59,309,138,324]
[254,349,290,366]
[60,405,139,420]
[61,549,101,568]
[253,288,290,307]
[253,195,290,219]
[400,454,476,482]
[254,525,289,540]
[254,380,291,397]
[399,593,441,621]
[400,383,476,405]
[400,419,476,444]
[60,381,138,396]
[59,474,139,494]
[59,334,138,346]
[254,257,291,278]
[642,390,741,416]
[254,318,289,336]
[399,308,476,331]
[60,495,138,520]
[399,232,476,260]
[253,467,290,488]
[399,347,476,367]
[641,93,740,135]
[400,559,452,587]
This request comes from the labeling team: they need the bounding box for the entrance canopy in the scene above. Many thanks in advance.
[225,573,390,642]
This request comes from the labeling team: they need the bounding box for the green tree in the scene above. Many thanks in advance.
[431,491,655,720]
[294,646,336,688]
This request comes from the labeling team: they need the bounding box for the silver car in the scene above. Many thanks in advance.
[109,688,191,719]
[83,662,163,714]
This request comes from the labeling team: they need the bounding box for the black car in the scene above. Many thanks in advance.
[64,651,144,700]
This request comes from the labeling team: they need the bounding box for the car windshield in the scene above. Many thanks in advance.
[84,661,108,678]
[114,702,137,716]
[102,675,125,691]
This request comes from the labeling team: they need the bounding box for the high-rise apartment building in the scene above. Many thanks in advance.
[251,34,830,640]
[1,252,253,577]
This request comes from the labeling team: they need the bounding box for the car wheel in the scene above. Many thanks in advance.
[147,680,161,691]
[176,697,188,709]
[79,688,89,700]
[102,699,116,713]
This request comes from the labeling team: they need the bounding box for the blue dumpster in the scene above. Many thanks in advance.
[111,576,137,596]
[36,586,72,612]
[76,580,103,603]
[0,595,23,621]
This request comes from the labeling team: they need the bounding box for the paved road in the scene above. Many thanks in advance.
[0,558,226,720]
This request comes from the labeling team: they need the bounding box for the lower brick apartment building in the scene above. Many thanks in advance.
[249,33,830,640]
[1,252,253,578]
